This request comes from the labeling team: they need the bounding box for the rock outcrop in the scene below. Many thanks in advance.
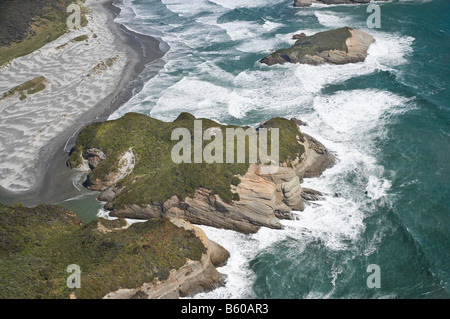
[70,113,335,234]
[0,204,226,299]
[75,147,135,192]
[260,27,374,66]
[299,134,335,178]
[108,164,287,234]
[292,33,306,40]
[104,219,229,299]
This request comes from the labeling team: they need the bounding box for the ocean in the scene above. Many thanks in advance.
[81,0,450,298]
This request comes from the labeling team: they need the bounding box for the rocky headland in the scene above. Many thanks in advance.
[69,112,335,235]
[260,27,374,66]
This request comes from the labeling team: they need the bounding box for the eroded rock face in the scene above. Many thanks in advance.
[85,148,106,169]
[83,148,135,192]
[260,27,375,66]
[109,167,283,234]
[298,134,335,178]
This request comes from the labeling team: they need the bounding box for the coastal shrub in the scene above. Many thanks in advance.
[0,0,89,66]
[0,204,206,299]
[72,34,89,42]
[268,27,352,61]
[230,176,241,187]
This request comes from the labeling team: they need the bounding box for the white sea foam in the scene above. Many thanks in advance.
[236,34,288,53]
[110,0,416,298]
[97,206,117,220]
[262,20,283,32]
[97,206,147,226]
[209,0,286,9]
[110,0,414,122]
[213,19,287,53]
[218,21,262,41]
[314,11,353,28]
[161,0,220,17]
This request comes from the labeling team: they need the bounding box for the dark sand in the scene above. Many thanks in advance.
[0,0,166,206]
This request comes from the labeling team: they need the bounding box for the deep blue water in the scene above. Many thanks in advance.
[108,0,449,298]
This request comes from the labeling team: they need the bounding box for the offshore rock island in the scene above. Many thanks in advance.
[260,27,374,66]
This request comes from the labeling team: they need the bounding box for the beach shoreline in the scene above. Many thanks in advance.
[0,0,166,206]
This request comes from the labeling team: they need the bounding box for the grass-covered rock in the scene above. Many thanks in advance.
[0,203,206,299]
[0,76,48,101]
[69,112,305,209]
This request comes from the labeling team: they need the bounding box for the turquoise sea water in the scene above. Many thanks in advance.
[70,0,449,298]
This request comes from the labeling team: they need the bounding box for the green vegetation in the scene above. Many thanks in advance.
[0,0,89,66]
[269,27,352,61]
[294,27,351,53]
[260,117,305,164]
[69,113,305,208]
[56,33,90,50]
[72,34,89,42]
[90,55,119,75]
[0,203,206,299]
[1,76,48,101]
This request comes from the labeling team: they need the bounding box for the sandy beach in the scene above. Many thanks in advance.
[0,0,165,205]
